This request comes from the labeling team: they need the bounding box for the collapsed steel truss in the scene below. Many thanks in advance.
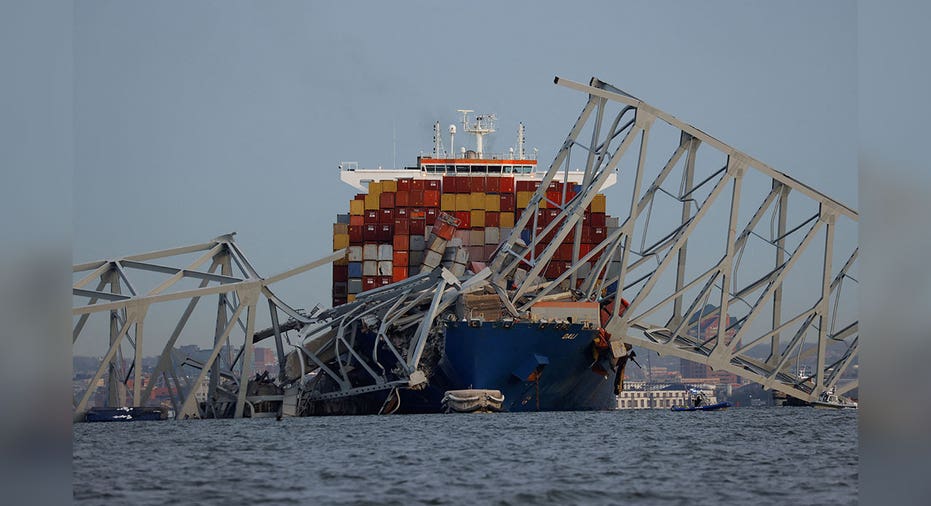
[71,234,345,421]
[73,77,858,419]
[491,77,858,401]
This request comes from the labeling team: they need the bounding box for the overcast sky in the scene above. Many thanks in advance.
[72,1,858,355]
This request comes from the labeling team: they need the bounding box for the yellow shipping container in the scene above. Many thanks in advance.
[470,192,486,210]
[500,212,515,228]
[368,181,382,195]
[364,193,380,210]
[592,193,607,213]
[333,233,350,250]
[347,294,356,303]
[349,199,364,215]
[516,191,533,209]
[441,193,456,211]
[455,193,470,211]
[471,210,486,228]
[381,180,397,192]
[484,193,500,212]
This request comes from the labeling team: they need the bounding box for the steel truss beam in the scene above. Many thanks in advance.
[72,233,344,421]
[487,77,858,403]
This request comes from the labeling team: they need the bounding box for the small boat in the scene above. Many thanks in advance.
[810,388,858,409]
[670,389,731,411]
[671,401,732,412]
[442,389,505,413]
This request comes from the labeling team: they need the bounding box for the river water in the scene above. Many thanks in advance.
[73,407,857,505]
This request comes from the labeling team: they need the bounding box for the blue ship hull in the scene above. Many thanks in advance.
[398,320,617,413]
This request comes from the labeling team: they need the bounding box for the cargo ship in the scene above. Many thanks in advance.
[325,111,624,413]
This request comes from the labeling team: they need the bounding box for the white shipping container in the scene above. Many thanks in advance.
[363,243,379,260]
[363,260,378,276]
[423,249,443,268]
[469,230,484,245]
[427,235,447,254]
[378,244,393,261]
[377,260,393,276]
[454,247,470,264]
[348,246,363,262]
[484,227,499,244]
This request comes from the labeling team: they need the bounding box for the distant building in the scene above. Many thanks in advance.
[616,381,717,409]
[253,347,277,373]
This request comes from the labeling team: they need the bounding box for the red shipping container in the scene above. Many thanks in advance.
[396,190,411,207]
[378,224,394,241]
[454,211,471,229]
[393,250,409,266]
[546,209,560,222]
[362,276,378,291]
[433,220,456,240]
[392,265,409,283]
[393,235,409,251]
[500,177,515,193]
[424,189,440,207]
[410,190,424,206]
[380,192,396,208]
[516,180,532,192]
[379,208,395,223]
[394,218,410,235]
[348,225,363,244]
[469,176,486,193]
[355,193,366,201]
[499,193,516,212]
[397,178,413,191]
[378,276,392,287]
[581,226,592,243]
[363,224,378,241]
[579,243,592,259]
[349,215,364,226]
[333,264,349,282]
[552,244,567,261]
[486,176,500,193]
[332,297,347,306]
[485,211,500,227]
[547,180,563,192]
[425,179,440,190]
[536,209,550,226]
[425,207,438,222]
[442,175,456,192]
[364,210,378,223]
[546,190,564,206]
[409,207,426,219]
[589,212,606,227]
[455,176,471,193]
[395,208,409,219]
[411,179,425,191]
[410,219,426,236]
[592,226,606,243]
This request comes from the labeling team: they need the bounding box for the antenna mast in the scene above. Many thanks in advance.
[458,109,496,158]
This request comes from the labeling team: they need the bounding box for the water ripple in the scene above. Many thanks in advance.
[74,408,857,505]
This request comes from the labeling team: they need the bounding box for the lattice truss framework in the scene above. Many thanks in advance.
[71,234,350,421]
[490,77,858,402]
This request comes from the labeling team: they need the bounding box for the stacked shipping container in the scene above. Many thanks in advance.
[332,175,616,307]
